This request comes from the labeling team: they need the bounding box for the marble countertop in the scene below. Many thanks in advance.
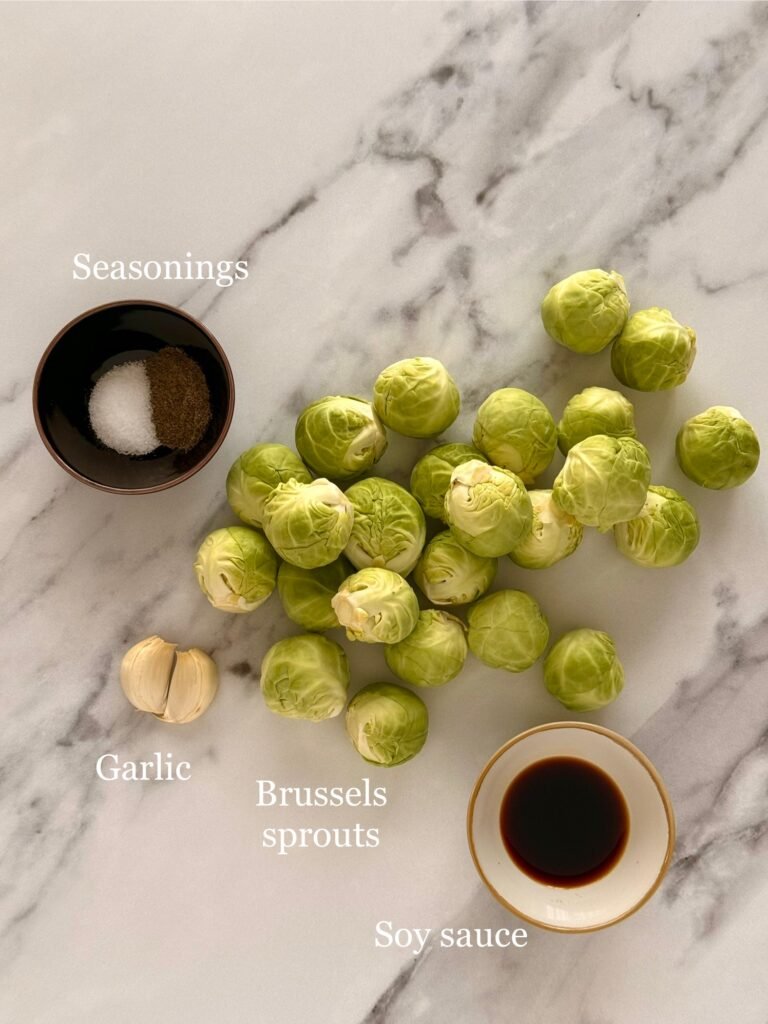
[2,3,768,1022]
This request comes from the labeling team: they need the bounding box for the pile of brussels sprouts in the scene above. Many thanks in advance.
[193,270,760,767]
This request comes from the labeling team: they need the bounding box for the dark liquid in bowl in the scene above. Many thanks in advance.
[500,757,629,887]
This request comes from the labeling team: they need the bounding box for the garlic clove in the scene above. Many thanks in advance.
[120,635,177,715]
[159,648,218,725]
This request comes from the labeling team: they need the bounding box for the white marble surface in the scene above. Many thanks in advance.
[2,2,768,1022]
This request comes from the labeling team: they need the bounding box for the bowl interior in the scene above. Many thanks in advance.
[35,302,232,492]
[468,724,674,931]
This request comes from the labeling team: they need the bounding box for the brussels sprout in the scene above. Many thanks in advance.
[226,443,312,527]
[410,443,489,521]
[331,567,419,644]
[373,357,460,438]
[614,485,699,568]
[676,406,760,489]
[444,460,532,558]
[557,387,637,455]
[194,526,278,613]
[552,435,651,531]
[544,628,624,711]
[413,530,497,606]
[295,395,387,480]
[611,307,696,391]
[260,635,349,721]
[344,478,426,575]
[541,269,629,354]
[384,610,468,687]
[472,388,557,484]
[509,490,583,569]
[277,558,351,631]
[467,590,549,672]
[262,478,354,569]
[345,682,428,766]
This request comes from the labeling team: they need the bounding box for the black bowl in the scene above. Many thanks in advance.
[33,300,234,494]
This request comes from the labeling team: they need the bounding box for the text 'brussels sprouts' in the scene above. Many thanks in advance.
[410,443,489,521]
[295,395,387,479]
[541,269,629,354]
[509,489,583,570]
[553,435,651,532]
[373,356,460,438]
[277,558,351,631]
[611,307,696,391]
[226,443,311,527]
[676,406,760,489]
[331,567,419,644]
[262,478,354,569]
[345,682,428,766]
[614,485,700,568]
[194,526,277,613]
[384,610,468,687]
[557,386,637,455]
[344,477,426,576]
[473,388,557,484]
[413,530,497,606]
[544,629,624,711]
[260,635,350,721]
[444,459,532,558]
[467,590,549,673]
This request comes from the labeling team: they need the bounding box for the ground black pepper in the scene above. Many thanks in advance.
[146,347,212,451]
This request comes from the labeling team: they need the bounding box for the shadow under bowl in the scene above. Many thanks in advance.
[33,300,234,494]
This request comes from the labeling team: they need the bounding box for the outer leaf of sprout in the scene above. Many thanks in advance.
[262,478,354,569]
[544,629,624,711]
[345,682,428,766]
[676,406,760,489]
[541,269,629,354]
[472,388,557,485]
[552,435,651,532]
[194,526,278,612]
[373,357,460,438]
[260,635,350,721]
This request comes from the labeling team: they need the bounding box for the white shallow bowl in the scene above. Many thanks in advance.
[467,723,675,933]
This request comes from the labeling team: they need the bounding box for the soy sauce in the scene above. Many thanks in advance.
[500,757,629,887]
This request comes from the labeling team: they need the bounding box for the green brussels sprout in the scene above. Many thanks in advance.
[444,459,532,558]
[676,406,760,489]
[614,485,700,568]
[508,489,583,569]
[277,557,351,631]
[384,610,468,687]
[260,635,349,721]
[372,357,460,438]
[331,567,419,644]
[345,682,428,766]
[344,478,426,575]
[472,388,557,484]
[557,386,637,455]
[295,395,387,480]
[552,435,651,531]
[262,478,354,569]
[226,443,312,527]
[467,589,549,672]
[611,307,696,391]
[410,443,489,521]
[194,526,278,613]
[541,269,629,354]
[544,628,624,711]
[413,530,497,606]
